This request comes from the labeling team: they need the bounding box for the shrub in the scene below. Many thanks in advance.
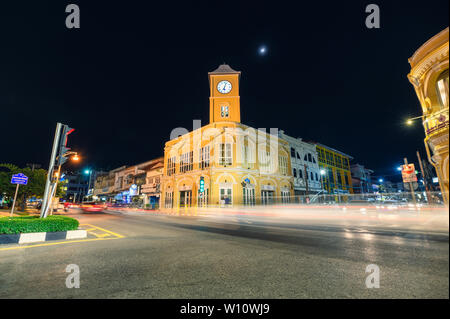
[0,216,79,234]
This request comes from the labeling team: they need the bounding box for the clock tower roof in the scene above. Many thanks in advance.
[208,64,241,76]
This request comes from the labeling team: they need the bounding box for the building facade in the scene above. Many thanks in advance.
[138,158,164,208]
[278,131,322,197]
[93,166,126,200]
[111,158,164,206]
[160,64,294,209]
[408,27,449,204]
[350,164,374,194]
[314,143,354,194]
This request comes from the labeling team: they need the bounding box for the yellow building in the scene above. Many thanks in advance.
[315,144,354,195]
[408,27,449,204]
[161,64,294,209]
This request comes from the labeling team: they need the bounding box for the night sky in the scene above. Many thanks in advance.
[0,1,448,181]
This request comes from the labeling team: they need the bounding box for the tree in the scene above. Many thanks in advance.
[0,164,66,211]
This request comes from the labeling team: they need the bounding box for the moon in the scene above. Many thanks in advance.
[258,45,267,55]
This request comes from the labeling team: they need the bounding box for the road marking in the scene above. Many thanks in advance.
[80,223,125,238]
[0,224,125,251]
[0,237,121,251]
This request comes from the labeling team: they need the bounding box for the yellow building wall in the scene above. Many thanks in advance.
[161,122,294,210]
[316,145,353,194]
[408,27,449,204]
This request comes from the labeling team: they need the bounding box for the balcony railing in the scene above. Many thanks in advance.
[424,108,449,136]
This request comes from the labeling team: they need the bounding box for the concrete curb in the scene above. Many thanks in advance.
[0,229,87,245]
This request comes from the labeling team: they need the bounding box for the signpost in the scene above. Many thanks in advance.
[402,158,417,206]
[10,173,28,217]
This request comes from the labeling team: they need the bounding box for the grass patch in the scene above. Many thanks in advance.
[0,216,79,234]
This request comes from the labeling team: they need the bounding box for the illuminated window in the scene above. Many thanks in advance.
[278,155,288,175]
[218,143,232,166]
[221,105,229,118]
[180,151,193,173]
[199,146,210,169]
[436,70,449,109]
[167,157,176,176]
[259,150,273,173]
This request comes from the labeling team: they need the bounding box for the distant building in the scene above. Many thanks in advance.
[93,158,164,207]
[278,131,322,197]
[351,164,374,194]
[93,166,126,200]
[313,143,354,194]
[64,171,90,202]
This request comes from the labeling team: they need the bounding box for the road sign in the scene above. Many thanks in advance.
[10,173,28,217]
[401,164,417,183]
[404,182,418,190]
[11,173,28,185]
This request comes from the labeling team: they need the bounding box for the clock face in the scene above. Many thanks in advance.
[217,80,232,94]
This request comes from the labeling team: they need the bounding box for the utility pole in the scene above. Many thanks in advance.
[40,123,62,218]
[404,157,417,206]
[416,151,433,204]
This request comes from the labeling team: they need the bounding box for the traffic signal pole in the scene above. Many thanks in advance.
[40,123,62,218]
[416,150,433,204]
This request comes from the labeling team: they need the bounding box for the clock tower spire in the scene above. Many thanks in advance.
[208,64,241,124]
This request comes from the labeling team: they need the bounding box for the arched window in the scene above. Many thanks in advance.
[293,168,297,178]
[308,153,312,162]
[299,169,303,179]
[436,69,449,109]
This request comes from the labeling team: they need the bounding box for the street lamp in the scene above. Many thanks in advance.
[84,169,93,201]
[378,178,384,183]
[406,115,423,126]
[320,169,327,199]
[48,151,79,215]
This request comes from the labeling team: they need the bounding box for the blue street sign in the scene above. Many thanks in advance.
[11,173,28,185]
[244,178,251,184]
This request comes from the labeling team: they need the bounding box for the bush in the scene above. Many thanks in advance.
[0,216,79,234]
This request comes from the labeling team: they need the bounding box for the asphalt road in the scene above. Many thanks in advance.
[0,209,448,298]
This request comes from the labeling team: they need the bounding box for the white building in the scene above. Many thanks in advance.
[278,130,322,197]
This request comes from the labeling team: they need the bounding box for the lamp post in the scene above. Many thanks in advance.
[49,152,79,215]
[84,169,92,201]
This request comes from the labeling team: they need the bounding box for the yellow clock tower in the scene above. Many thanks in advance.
[208,64,241,123]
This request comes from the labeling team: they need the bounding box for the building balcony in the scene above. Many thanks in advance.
[424,108,449,137]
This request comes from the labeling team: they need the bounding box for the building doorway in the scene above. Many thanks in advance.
[243,187,255,206]
[261,190,274,205]
[198,189,209,207]
[220,186,232,207]
[179,190,192,207]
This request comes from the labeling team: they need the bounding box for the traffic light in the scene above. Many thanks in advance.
[199,176,205,193]
[57,125,75,166]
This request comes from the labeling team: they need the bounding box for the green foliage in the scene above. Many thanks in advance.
[0,164,67,210]
[0,215,79,234]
